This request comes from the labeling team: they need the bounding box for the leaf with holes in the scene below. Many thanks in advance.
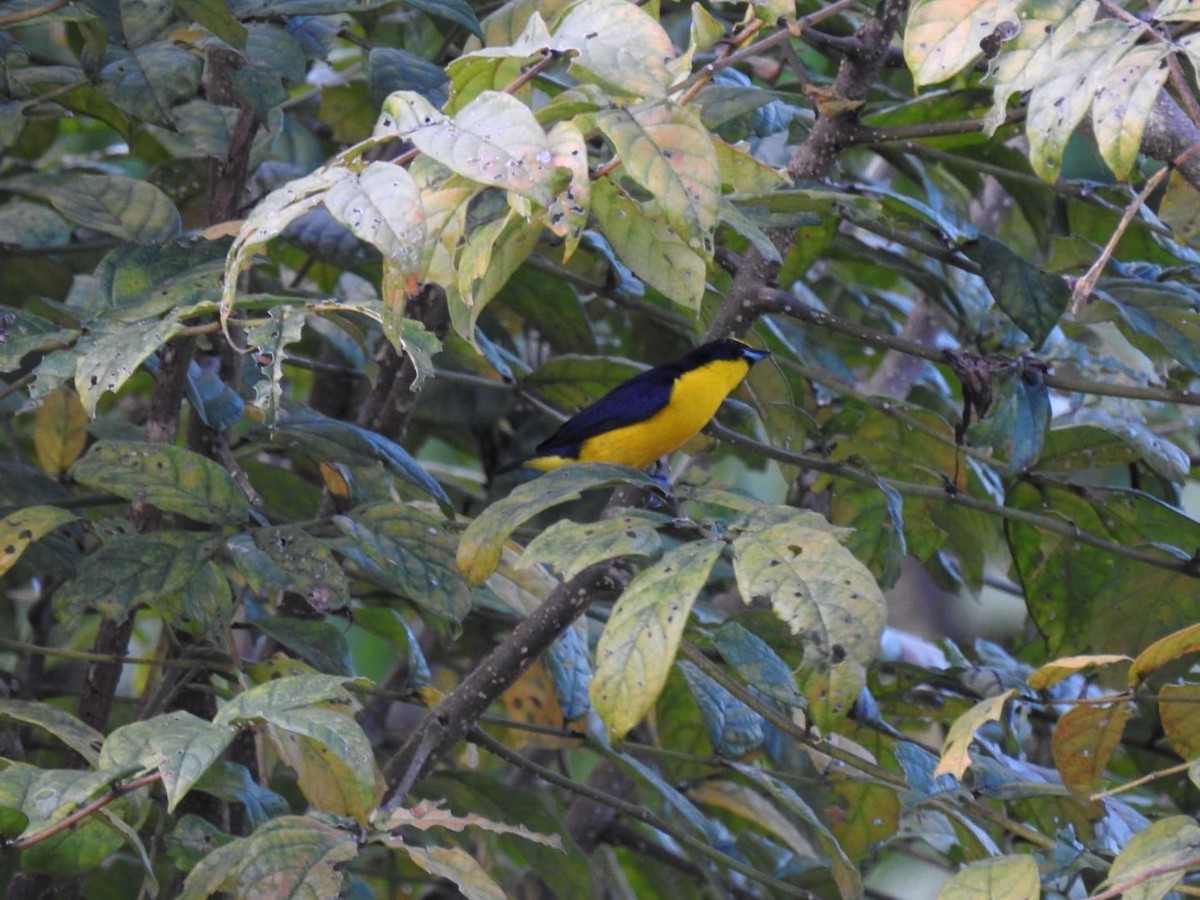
[1092,44,1170,180]
[73,319,185,416]
[73,440,248,525]
[554,0,674,98]
[0,505,81,579]
[324,161,425,273]
[903,0,1019,87]
[595,100,719,257]
[591,540,724,740]
[520,513,662,581]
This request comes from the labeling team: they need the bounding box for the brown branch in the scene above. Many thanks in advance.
[6,773,161,851]
[380,560,627,808]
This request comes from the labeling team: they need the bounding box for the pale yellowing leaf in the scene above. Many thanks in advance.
[591,540,724,739]
[936,855,1039,900]
[688,780,817,858]
[1155,0,1200,21]
[324,161,425,272]
[520,514,662,581]
[448,209,542,343]
[1092,43,1170,180]
[1101,815,1200,898]
[591,178,707,308]
[405,90,564,207]
[1024,21,1136,180]
[74,319,186,416]
[377,798,564,849]
[1129,621,1200,685]
[714,138,790,194]
[986,0,1096,132]
[555,0,674,98]
[1158,168,1200,242]
[403,844,507,900]
[1161,684,1200,759]
[376,90,446,135]
[596,100,720,255]
[545,120,589,259]
[1027,653,1131,690]
[904,0,1018,87]
[731,519,886,666]
[34,385,88,475]
[934,690,1016,780]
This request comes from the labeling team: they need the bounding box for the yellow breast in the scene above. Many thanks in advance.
[575,357,753,469]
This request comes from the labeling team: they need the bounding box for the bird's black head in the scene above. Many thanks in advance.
[688,338,770,367]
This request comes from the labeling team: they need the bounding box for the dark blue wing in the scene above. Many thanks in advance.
[534,365,679,457]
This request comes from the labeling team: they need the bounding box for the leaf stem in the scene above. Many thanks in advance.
[6,772,162,851]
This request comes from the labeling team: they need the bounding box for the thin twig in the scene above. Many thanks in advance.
[7,773,162,851]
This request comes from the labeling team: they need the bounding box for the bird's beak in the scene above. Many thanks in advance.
[744,347,770,364]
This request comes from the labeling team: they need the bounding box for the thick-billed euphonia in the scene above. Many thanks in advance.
[503,338,769,473]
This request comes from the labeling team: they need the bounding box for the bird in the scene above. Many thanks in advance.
[501,338,770,473]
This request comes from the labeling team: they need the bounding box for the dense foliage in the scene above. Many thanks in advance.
[4,0,1200,896]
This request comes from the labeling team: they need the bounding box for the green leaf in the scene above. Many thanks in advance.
[179,815,357,900]
[7,172,180,243]
[73,318,186,415]
[250,616,354,676]
[456,462,657,585]
[0,699,104,766]
[962,234,1070,347]
[713,621,806,709]
[1099,281,1200,375]
[678,660,764,758]
[591,178,707,309]
[1100,815,1200,898]
[595,100,719,256]
[92,240,229,323]
[166,814,237,873]
[0,505,81,578]
[591,540,724,740]
[333,504,473,630]
[215,674,365,727]
[555,0,674,98]
[244,304,307,426]
[56,531,222,622]
[967,362,1050,473]
[0,199,70,248]
[520,513,662,581]
[402,0,482,37]
[176,0,248,46]
[266,409,452,513]
[73,440,249,525]
[249,527,352,611]
[449,209,542,343]
[100,42,203,125]
[1008,482,1200,654]
[936,855,1040,899]
[157,559,234,637]
[0,305,78,374]
[100,711,235,813]
[731,763,863,900]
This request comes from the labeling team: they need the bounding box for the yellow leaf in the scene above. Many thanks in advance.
[591,540,724,739]
[34,386,88,475]
[1161,683,1200,759]
[1027,653,1131,690]
[1128,621,1200,686]
[936,855,1039,900]
[934,690,1016,780]
[903,0,1018,87]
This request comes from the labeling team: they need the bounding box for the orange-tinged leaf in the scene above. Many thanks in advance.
[499,660,570,749]
[1050,701,1131,796]
[377,798,564,849]
[934,690,1016,780]
[1028,654,1131,690]
[1160,683,1200,759]
[403,845,507,900]
[34,386,88,475]
[1129,622,1200,685]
